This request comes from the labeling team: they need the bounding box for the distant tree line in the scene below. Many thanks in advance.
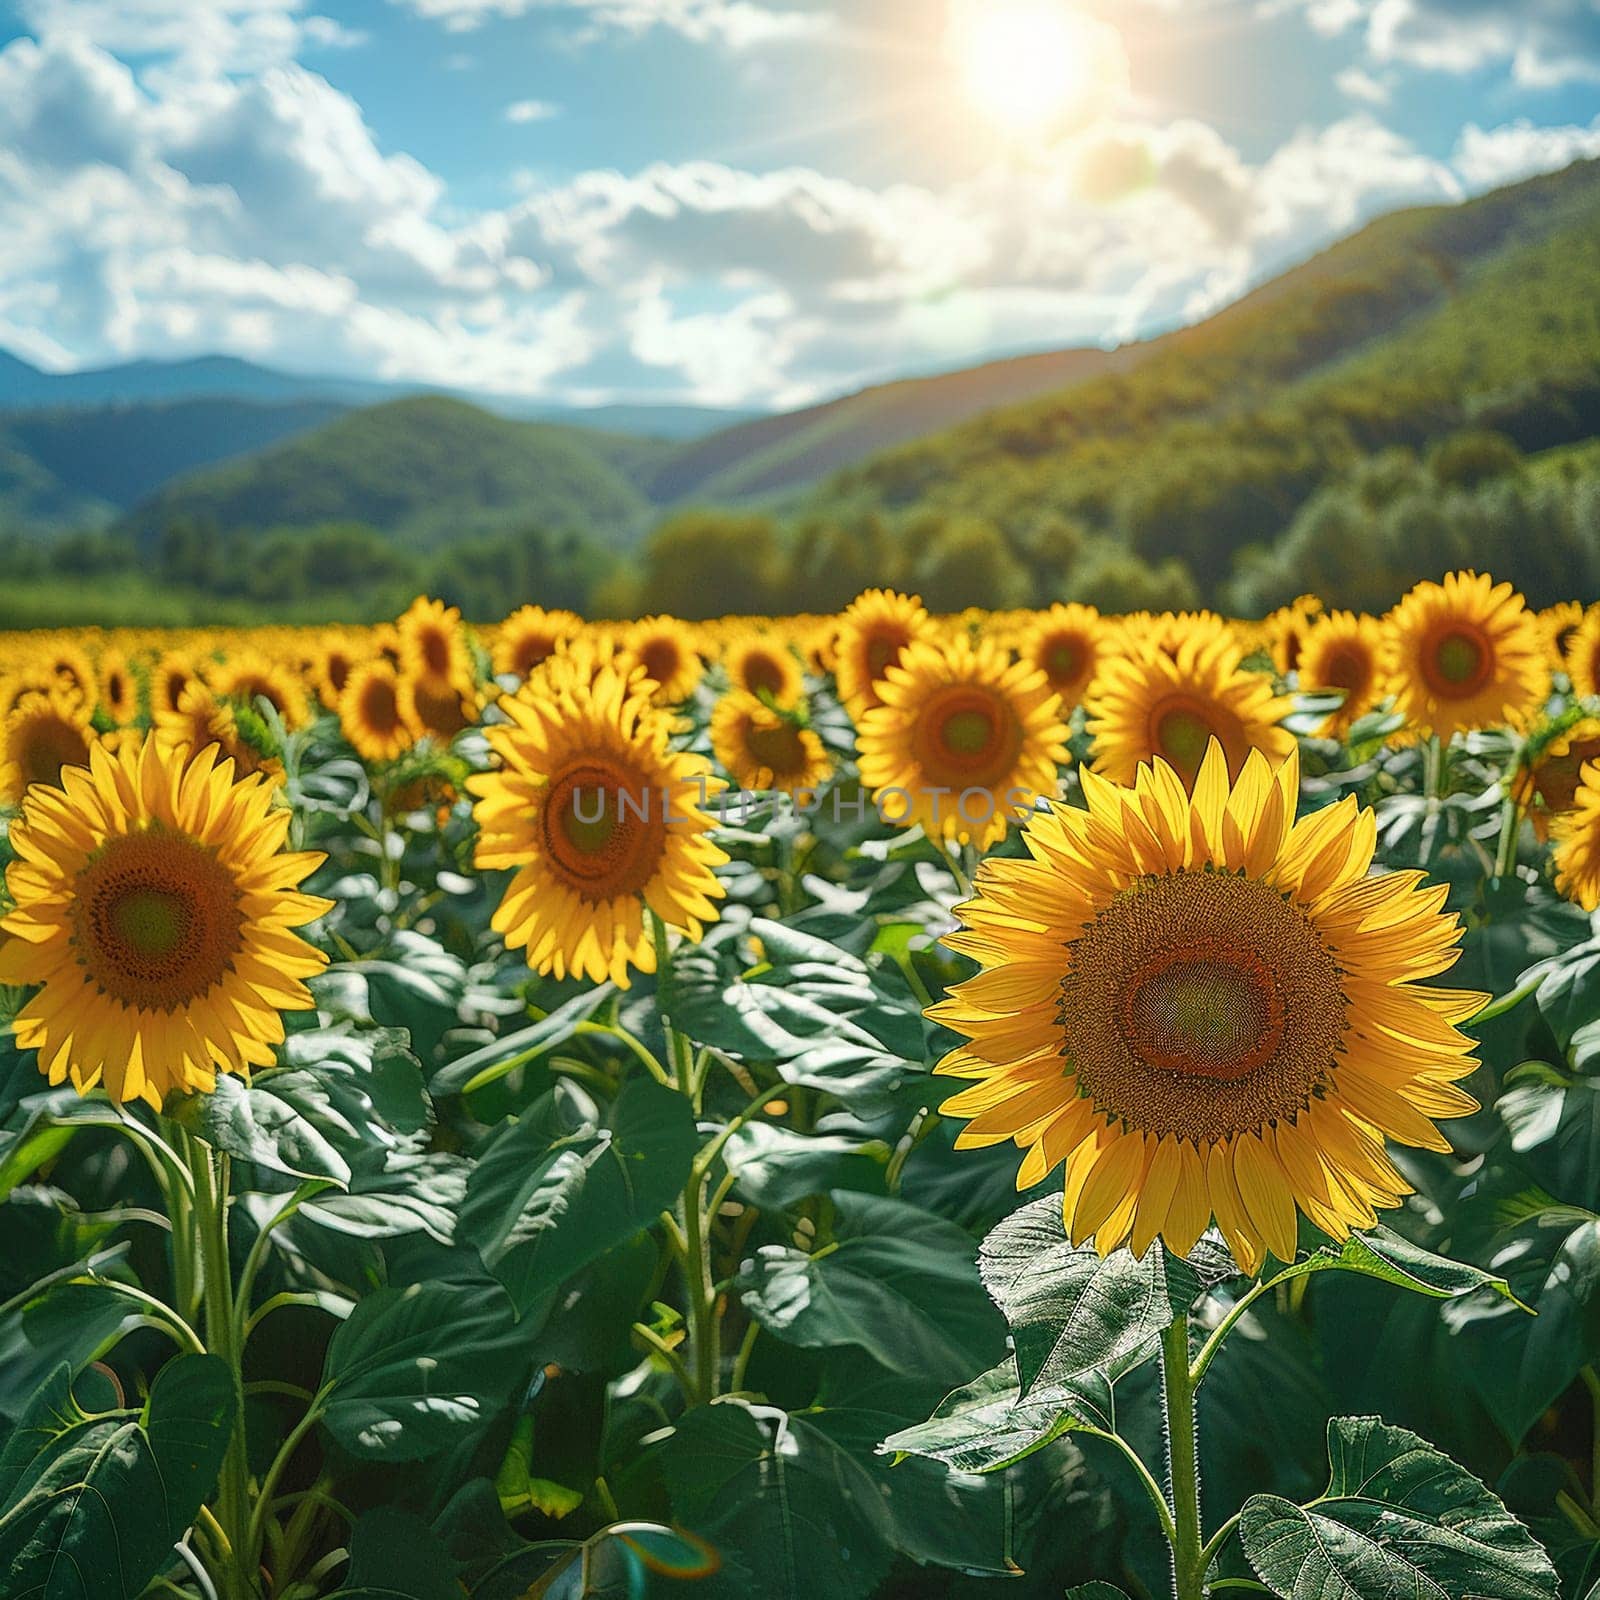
[5,424,1598,628]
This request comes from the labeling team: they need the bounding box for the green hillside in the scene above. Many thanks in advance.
[0,435,111,531]
[647,344,1139,504]
[774,158,1600,606]
[121,395,656,549]
[0,398,347,528]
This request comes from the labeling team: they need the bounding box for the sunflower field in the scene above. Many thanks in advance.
[2,575,1600,1600]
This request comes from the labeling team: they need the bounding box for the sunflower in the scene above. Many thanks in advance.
[311,633,359,709]
[1511,717,1600,843]
[1383,572,1546,743]
[1553,761,1600,912]
[495,606,584,682]
[406,675,476,741]
[98,651,138,725]
[1298,611,1386,738]
[1113,611,1241,667]
[0,672,51,716]
[722,632,805,707]
[1565,606,1600,701]
[150,651,202,719]
[711,691,831,795]
[834,589,931,718]
[398,596,476,699]
[1541,601,1585,665]
[622,616,704,706]
[210,651,310,730]
[932,741,1482,1272]
[0,687,96,805]
[43,642,97,702]
[469,664,728,987]
[340,661,421,764]
[1085,626,1295,789]
[1019,603,1105,709]
[856,638,1068,850]
[155,682,283,786]
[0,739,329,1108]
[1265,595,1324,677]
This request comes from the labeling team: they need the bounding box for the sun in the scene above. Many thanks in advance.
[951,0,1109,137]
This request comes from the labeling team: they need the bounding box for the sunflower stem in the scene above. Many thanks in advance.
[1492,789,1522,883]
[185,1129,257,1600]
[1162,1312,1205,1600]
[650,910,720,1405]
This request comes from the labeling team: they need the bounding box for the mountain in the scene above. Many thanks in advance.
[15,157,1600,604]
[788,156,1600,594]
[0,348,757,441]
[642,345,1140,504]
[0,351,396,411]
[118,395,656,549]
[0,398,347,533]
[534,402,764,441]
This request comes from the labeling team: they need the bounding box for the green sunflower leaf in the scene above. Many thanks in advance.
[1239,1416,1559,1600]
[878,1357,1098,1474]
[1270,1224,1529,1308]
[978,1195,1198,1401]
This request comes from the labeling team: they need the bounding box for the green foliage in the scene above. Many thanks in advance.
[628,508,788,619]
[319,1278,527,1461]
[977,1198,1196,1406]
[120,395,653,549]
[786,158,1600,612]
[0,1356,236,1600]
[459,1078,698,1314]
[1239,1418,1559,1600]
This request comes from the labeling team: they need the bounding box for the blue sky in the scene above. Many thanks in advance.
[0,0,1597,411]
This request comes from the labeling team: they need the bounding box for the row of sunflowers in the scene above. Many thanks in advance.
[0,571,1598,1600]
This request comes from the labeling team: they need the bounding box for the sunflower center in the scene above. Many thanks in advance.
[72,830,245,1011]
[1059,870,1347,1142]
[942,708,994,756]
[744,718,808,777]
[640,639,682,686]
[1045,639,1082,683]
[1154,706,1214,776]
[422,629,452,680]
[18,714,92,790]
[911,685,1024,789]
[742,652,786,697]
[542,759,667,899]
[112,890,189,959]
[1319,645,1370,695]
[513,636,556,677]
[1426,627,1491,697]
[412,683,469,738]
[360,678,402,735]
[865,633,904,680]
[1122,950,1285,1081]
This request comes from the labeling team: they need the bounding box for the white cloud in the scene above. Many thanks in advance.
[505,98,561,121]
[15,0,364,84]
[1278,0,1600,88]
[1452,115,1600,186]
[1335,65,1391,104]
[391,0,833,48]
[1,17,1597,410]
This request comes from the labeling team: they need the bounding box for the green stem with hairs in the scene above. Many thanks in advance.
[1162,1313,1205,1600]
[185,1130,256,1600]
[651,911,719,1404]
[1493,790,1523,882]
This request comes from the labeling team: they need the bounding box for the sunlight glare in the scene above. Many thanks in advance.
[949,0,1122,139]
